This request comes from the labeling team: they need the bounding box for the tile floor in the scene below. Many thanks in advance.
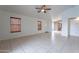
[0,32,79,53]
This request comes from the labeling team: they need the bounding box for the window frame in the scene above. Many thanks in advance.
[10,17,21,33]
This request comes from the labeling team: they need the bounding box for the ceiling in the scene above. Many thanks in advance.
[0,5,76,20]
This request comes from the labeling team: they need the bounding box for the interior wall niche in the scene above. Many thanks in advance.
[37,21,42,31]
[54,20,62,31]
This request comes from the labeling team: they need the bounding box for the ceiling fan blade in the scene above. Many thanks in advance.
[45,8,51,10]
[36,5,44,13]
[38,10,41,13]
[36,5,45,9]
[36,8,41,9]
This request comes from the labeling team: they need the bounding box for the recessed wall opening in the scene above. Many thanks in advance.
[54,20,62,34]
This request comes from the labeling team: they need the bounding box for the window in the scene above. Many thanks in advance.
[10,17,21,33]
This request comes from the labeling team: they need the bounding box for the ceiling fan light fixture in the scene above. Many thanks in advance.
[75,17,79,20]
[41,9,44,12]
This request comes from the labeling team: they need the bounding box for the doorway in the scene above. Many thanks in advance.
[54,20,62,32]
[68,17,79,37]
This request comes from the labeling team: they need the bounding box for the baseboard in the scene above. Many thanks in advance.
[0,31,45,41]
[69,35,79,38]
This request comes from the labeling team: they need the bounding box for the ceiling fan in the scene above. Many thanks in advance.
[35,5,51,13]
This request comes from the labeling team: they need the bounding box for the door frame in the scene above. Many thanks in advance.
[68,17,76,37]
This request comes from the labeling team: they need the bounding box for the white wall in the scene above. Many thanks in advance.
[0,10,48,40]
[60,6,79,37]
[46,18,52,32]
[70,20,79,36]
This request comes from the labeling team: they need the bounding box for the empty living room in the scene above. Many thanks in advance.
[0,5,79,53]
